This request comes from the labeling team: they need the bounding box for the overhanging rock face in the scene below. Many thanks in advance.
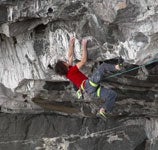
[0,0,158,90]
[0,0,158,150]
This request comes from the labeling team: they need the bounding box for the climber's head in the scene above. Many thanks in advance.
[54,60,69,76]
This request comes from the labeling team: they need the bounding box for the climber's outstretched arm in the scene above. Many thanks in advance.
[76,39,88,70]
[68,37,75,65]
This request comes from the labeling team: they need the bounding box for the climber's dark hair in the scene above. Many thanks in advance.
[55,60,69,76]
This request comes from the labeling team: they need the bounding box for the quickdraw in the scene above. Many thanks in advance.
[76,80,86,99]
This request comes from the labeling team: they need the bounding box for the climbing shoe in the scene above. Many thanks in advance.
[118,63,124,70]
[96,108,108,121]
[118,62,130,70]
[117,57,128,70]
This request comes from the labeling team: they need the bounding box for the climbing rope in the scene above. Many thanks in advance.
[105,58,158,79]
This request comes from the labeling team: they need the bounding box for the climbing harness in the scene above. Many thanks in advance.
[89,80,98,87]
[89,80,101,97]
[105,59,158,79]
[77,80,101,99]
[97,86,101,97]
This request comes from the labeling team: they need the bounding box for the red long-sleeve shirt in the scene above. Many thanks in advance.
[66,65,88,88]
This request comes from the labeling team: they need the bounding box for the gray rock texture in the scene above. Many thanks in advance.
[0,0,158,150]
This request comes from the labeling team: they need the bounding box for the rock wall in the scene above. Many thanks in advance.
[0,0,158,150]
[0,0,158,90]
[0,113,158,150]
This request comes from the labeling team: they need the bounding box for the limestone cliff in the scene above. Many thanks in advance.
[0,0,158,150]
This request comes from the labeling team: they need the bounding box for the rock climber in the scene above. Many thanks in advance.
[53,37,122,118]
